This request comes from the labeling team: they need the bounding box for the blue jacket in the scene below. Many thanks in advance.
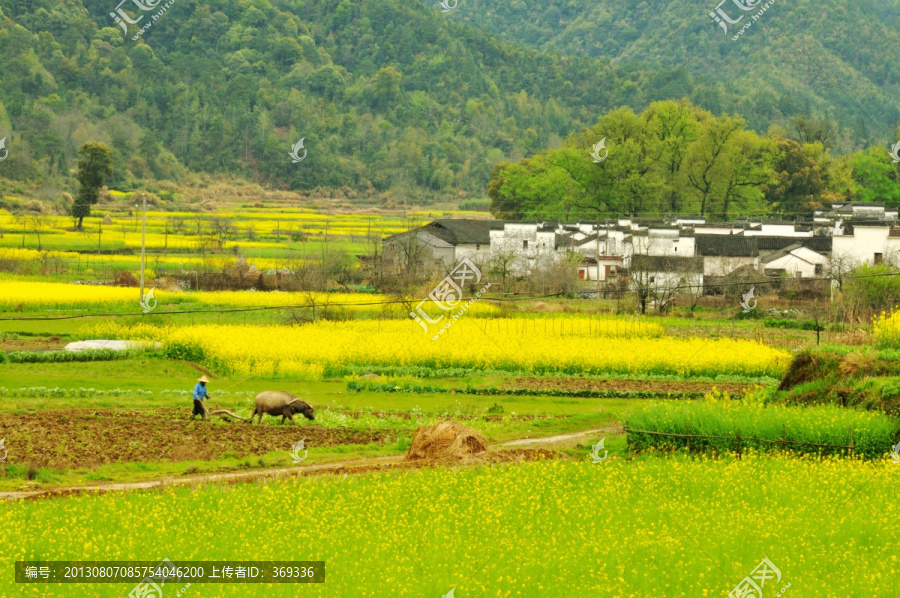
[193,382,208,401]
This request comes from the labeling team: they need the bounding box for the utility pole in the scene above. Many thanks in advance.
[139,192,147,306]
[596,218,601,296]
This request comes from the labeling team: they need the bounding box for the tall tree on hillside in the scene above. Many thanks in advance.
[73,142,113,230]
[643,100,701,214]
[790,115,836,150]
[683,115,743,218]
[713,130,778,220]
[765,138,826,216]
[850,146,900,208]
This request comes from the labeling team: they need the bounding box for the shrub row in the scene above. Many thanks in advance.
[2,349,136,364]
[0,387,256,399]
[346,380,724,400]
[0,387,153,398]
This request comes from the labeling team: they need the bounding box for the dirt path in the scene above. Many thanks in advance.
[498,427,622,447]
[0,429,606,500]
[0,455,406,501]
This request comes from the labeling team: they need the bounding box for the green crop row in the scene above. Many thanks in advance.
[345,380,729,400]
[1,349,136,364]
[626,396,898,459]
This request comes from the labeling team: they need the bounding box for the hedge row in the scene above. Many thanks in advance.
[346,380,726,400]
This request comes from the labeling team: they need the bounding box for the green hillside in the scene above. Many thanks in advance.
[0,0,897,206]
[0,0,700,201]
[444,0,900,151]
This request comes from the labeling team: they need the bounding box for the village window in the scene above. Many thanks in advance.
[476,244,481,251]
[875,253,883,264]
[815,264,823,275]
[674,247,677,252]
[389,243,395,251]
[523,240,529,249]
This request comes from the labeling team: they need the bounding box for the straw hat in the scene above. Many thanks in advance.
[198,376,209,383]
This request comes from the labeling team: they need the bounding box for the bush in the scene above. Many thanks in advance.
[163,342,205,362]
[840,263,900,321]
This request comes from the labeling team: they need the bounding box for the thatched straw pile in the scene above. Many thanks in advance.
[405,421,488,462]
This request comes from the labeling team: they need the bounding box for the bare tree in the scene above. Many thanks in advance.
[827,250,856,292]
[13,212,28,248]
[363,219,387,289]
[27,213,51,250]
[208,216,236,248]
[385,216,429,290]
[167,216,185,235]
[488,249,520,294]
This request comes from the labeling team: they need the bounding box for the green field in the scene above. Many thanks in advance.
[2,455,896,596]
[1,261,896,597]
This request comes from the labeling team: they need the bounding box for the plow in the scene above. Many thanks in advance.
[202,403,249,422]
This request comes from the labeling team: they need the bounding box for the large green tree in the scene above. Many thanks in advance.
[73,142,113,230]
[765,139,826,217]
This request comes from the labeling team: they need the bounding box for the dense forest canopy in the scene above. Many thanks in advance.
[0,0,897,213]
[0,0,687,201]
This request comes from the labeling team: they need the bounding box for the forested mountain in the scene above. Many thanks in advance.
[0,0,692,202]
[0,0,897,209]
[444,0,900,152]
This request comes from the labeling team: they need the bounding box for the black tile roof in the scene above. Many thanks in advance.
[755,236,832,252]
[424,219,504,245]
[631,255,704,273]
[695,235,759,257]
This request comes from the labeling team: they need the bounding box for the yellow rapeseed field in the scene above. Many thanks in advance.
[1,455,895,596]
[872,309,900,348]
[0,279,154,309]
[95,319,786,378]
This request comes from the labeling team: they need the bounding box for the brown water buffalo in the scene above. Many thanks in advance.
[249,391,315,424]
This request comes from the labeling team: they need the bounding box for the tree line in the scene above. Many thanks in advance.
[488,100,900,221]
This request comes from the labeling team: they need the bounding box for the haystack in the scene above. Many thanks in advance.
[405,421,488,462]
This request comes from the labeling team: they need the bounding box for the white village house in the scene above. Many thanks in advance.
[381,202,900,294]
